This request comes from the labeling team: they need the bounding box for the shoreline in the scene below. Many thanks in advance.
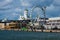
[0,29,60,32]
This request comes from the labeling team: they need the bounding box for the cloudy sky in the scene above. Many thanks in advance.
[0,0,60,20]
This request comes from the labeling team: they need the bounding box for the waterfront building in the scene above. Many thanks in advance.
[0,23,5,29]
[44,17,60,29]
[0,20,30,29]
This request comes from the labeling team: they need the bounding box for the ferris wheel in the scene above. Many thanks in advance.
[30,6,46,24]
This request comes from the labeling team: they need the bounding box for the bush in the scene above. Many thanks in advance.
[21,27,27,31]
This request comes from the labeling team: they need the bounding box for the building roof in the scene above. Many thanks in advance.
[49,17,60,20]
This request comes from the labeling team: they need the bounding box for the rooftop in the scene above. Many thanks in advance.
[49,17,60,20]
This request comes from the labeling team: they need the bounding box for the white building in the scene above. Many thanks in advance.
[44,17,60,29]
[24,9,28,19]
[19,9,29,20]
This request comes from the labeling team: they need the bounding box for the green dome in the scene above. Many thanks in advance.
[25,9,28,11]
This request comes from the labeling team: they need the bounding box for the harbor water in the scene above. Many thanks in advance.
[0,30,60,40]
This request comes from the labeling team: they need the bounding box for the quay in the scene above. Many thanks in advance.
[0,28,60,32]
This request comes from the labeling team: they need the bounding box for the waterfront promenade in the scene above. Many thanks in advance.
[0,29,60,32]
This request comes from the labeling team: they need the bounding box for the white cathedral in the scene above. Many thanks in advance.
[19,9,29,20]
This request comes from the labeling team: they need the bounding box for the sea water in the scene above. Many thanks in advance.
[0,30,60,40]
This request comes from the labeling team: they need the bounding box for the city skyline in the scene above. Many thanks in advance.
[0,0,60,20]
